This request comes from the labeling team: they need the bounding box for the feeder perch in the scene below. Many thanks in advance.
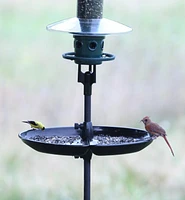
[19,1,153,200]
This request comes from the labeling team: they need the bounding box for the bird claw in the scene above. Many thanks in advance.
[152,135,158,140]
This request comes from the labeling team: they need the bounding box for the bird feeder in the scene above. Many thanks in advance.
[19,1,153,200]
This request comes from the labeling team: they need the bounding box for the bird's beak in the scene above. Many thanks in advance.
[140,119,143,123]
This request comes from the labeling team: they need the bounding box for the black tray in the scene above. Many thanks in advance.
[19,126,153,157]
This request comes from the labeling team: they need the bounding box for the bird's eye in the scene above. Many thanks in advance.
[145,119,148,122]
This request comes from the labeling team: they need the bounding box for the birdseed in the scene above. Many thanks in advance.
[29,134,145,145]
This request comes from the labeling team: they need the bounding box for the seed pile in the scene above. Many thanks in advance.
[30,135,82,145]
[29,134,146,145]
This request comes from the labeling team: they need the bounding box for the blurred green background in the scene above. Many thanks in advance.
[0,0,185,199]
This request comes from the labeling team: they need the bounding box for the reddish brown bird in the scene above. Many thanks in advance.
[141,116,175,156]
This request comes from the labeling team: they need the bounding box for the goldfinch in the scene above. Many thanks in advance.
[22,120,45,130]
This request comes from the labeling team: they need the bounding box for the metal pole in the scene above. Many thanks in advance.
[84,66,92,123]
[84,95,91,122]
[83,66,93,200]
[76,1,103,199]
[77,64,95,142]
[83,152,92,200]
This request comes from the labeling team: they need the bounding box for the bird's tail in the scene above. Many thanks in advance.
[163,136,175,156]
[22,120,29,124]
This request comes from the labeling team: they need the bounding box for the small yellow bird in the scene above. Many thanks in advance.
[22,120,45,130]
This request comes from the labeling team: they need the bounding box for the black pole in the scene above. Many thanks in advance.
[84,95,91,122]
[77,64,95,142]
[83,65,94,200]
[84,159,91,200]
[83,151,92,200]
[84,65,92,123]
[76,1,103,200]
[77,64,96,200]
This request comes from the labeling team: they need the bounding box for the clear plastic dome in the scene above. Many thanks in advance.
[46,17,132,36]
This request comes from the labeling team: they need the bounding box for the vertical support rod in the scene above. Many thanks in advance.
[84,65,92,123]
[76,0,103,199]
[84,95,91,122]
[83,153,92,200]
[77,64,95,142]
[77,64,96,200]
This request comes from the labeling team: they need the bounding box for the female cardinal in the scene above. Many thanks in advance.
[141,116,174,156]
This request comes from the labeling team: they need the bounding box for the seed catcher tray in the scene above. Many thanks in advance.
[19,126,152,157]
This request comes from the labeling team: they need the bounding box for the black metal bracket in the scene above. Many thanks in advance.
[78,64,96,95]
[74,64,96,144]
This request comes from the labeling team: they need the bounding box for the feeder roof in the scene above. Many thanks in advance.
[46,17,132,36]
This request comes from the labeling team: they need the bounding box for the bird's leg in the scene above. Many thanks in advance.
[152,135,158,140]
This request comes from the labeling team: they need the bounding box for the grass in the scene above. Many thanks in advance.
[0,0,185,199]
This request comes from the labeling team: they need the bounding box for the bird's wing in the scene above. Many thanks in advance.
[146,123,166,136]
[28,121,38,125]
